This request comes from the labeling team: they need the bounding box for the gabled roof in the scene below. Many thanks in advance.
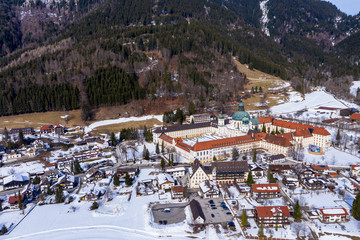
[153,122,217,134]
[211,161,248,173]
[8,195,25,204]
[269,164,291,171]
[350,113,360,120]
[256,206,290,218]
[189,199,205,221]
[310,164,329,171]
[264,135,292,147]
[351,165,360,171]
[171,186,184,193]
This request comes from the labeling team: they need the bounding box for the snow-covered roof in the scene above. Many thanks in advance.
[199,180,219,193]
[319,208,348,216]
[3,174,29,185]
[156,173,174,185]
[165,167,186,173]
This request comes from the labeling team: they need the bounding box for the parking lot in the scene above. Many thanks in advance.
[151,202,187,225]
[193,196,234,224]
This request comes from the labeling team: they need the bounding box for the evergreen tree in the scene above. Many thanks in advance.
[81,103,91,122]
[252,149,257,162]
[1,225,7,235]
[161,158,166,170]
[259,86,263,93]
[144,148,150,160]
[247,171,254,186]
[213,156,217,161]
[161,141,165,153]
[18,129,24,145]
[55,187,64,203]
[268,172,276,183]
[156,143,160,154]
[90,201,99,210]
[125,173,132,186]
[258,223,265,237]
[110,132,116,146]
[113,174,120,186]
[74,160,83,174]
[352,191,360,220]
[71,162,74,174]
[262,124,266,133]
[293,200,302,220]
[142,145,147,158]
[336,128,341,145]
[188,101,196,115]
[18,190,23,210]
[241,209,248,226]
[275,126,280,134]
[0,201,2,212]
[255,86,258,93]
[251,87,255,94]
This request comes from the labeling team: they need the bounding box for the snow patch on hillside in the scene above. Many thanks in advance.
[260,0,270,37]
[350,81,360,96]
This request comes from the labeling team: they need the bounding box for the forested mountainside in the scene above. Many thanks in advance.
[0,0,359,117]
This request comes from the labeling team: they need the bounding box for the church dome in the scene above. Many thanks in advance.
[232,99,250,121]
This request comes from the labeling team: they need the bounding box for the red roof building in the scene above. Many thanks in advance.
[8,194,25,205]
[251,183,281,199]
[255,206,290,227]
[318,208,349,223]
[350,113,360,121]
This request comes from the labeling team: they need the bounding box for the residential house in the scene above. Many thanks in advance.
[350,113,360,122]
[8,194,25,208]
[32,140,46,149]
[156,173,175,190]
[171,186,184,199]
[304,178,326,190]
[266,154,286,164]
[45,162,57,171]
[269,165,292,175]
[85,167,105,182]
[2,150,22,162]
[344,181,360,195]
[199,180,220,199]
[251,183,281,199]
[249,163,264,179]
[116,167,137,179]
[282,176,299,189]
[310,164,329,174]
[318,208,349,223]
[189,160,212,188]
[40,124,64,135]
[165,166,186,178]
[189,199,206,225]
[255,206,290,227]
[3,174,29,190]
[54,174,77,190]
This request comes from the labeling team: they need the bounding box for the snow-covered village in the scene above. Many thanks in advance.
[0,81,359,240]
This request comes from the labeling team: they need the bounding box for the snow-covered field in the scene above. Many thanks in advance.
[271,89,353,115]
[4,169,201,240]
[85,115,163,134]
[303,147,360,166]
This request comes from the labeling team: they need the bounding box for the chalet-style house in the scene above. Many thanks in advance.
[199,180,220,199]
[53,174,77,190]
[266,154,286,164]
[10,127,34,135]
[318,208,349,223]
[156,173,175,190]
[3,174,29,190]
[269,165,292,175]
[249,163,265,179]
[8,194,25,207]
[189,199,206,225]
[171,186,184,199]
[116,167,137,179]
[40,124,64,134]
[251,183,281,199]
[255,206,290,227]
[85,167,105,182]
[165,166,186,178]
[282,176,299,189]
[304,178,326,190]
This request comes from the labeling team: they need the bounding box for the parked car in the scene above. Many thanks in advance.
[164,208,171,212]
[211,214,215,218]
[226,212,232,215]
[208,200,214,204]
[211,206,217,210]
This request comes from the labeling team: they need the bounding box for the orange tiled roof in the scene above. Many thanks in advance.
[294,128,312,138]
[159,133,173,144]
[264,134,292,147]
[350,113,360,120]
[277,132,294,142]
[257,116,274,124]
[256,206,290,218]
[192,134,255,151]
[311,164,329,171]
[351,165,360,170]
[273,119,330,136]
